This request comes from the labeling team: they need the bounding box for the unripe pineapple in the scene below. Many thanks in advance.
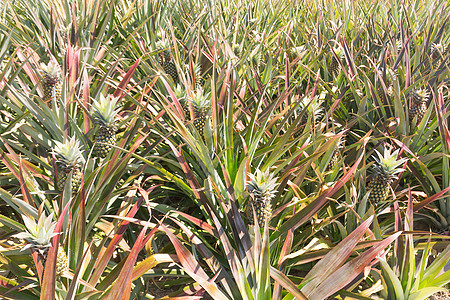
[188,88,210,137]
[14,213,67,276]
[56,246,68,275]
[246,170,279,227]
[328,135,345,170]
[156,40,178,83]
[329,45,344,76]
[430,43,444,69]
[291,94,323,137]
[40,61,61,105]
[53,137,84,194]
[377,67,396,101]
[367,148,407,203]
[409,88,429,124]
[92,94,121,158]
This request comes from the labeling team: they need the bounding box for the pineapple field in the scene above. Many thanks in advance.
[1,0,450,299]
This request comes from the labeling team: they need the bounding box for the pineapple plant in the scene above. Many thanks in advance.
[40,61,61,105]
[92,94,121,158]
[246,169,279,227]
[156,39,179,83]
[409,88,429,124]
[377,67,396,101]
[53,137,84,193]
[188,88,210,137]
[367,148,407,203]
[14,213,68,276]
[329,45,344,76]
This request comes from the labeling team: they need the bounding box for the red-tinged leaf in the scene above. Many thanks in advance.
[169,217,240,299]
[163,138,209,208]
[413,186,450,211]
[301,216,374,296]
[106,225,148,300]
[0,140,20,179]
[113,59,140,99]
[18,161,33,206]
[89,196,144,285]
[172,211,217,236]
[66,240,96,298]
[164,297,202,300]
[273,138,368,240]
[160,224,229,300]
[270,267,308,300]
[159,76,184,119]
[40,199,72,300]
[96,225,159,292]
[82,69,90,132]
[131,254,178,280]
[307,232,402,300]
[63,269,98,290]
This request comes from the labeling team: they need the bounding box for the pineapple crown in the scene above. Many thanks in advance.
[174,84,187,102]
[378,67,397,83]
[412,88,429,103]
[431,42,444,53]
[188,88,210,112]
[156,39,170,50]
[14,212,58,256]
[296,94,324,119]
[371,147,407,181]
[332,45,344,59]
[91,94,121,127]
[40,60,60,77]
[247,169,279,201]
[53,136,84,168]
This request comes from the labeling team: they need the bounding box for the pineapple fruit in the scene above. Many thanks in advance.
[367,148,407,203]
[409,88,429,124]
[14,213,68,276]
[156,40,179,83]
[292,94,323,137]
[430,43,444,69]
[92,94,121,158]
[187,88,210,137]
[328,135,345,170]
[377,67,396,101]
[40,61,61,105]
[246,169,279,227]
[329,45,344,76]
[53,137,84,193]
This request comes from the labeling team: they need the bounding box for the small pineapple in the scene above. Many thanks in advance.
[329,45,344,76]
[377,67,396,101]
[328,135,345,170]
[246,169,279,227]
[53,137,84,193]
[156,40,179,83]
[188,88,210,137]
[409,88,429,124]
[92,94,121,158]
[367,148,407,203]
[430,43,444,69]
[40,61,61,105]
[14,213,67,276]
[56,245,68,275]
[292,94,324,137]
